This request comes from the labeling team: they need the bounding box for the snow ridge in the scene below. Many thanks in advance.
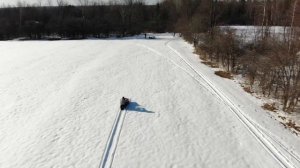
[99,109,127,168]
[166,39,300,168]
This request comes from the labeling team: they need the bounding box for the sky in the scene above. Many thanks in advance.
[0,0,162,6]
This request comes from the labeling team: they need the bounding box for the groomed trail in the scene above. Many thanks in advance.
[99,109,127,168]
[0,34,299,168]
[165,40,300,168]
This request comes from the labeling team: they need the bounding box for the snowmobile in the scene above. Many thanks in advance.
[120,97,130,110]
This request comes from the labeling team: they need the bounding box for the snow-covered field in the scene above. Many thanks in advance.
[0,34,300,168]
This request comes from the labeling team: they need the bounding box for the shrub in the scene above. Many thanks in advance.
[262,103,277,112]
[215,71,232,79]
[201,61,219,68]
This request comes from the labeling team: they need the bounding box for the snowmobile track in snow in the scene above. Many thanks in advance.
[99,109,127,168]
[139,41,300,168]
[165,39,300,168]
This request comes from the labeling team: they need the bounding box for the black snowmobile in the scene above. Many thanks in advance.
[120,97,130,110]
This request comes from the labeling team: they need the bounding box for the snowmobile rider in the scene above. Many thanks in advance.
[120,97,130,110]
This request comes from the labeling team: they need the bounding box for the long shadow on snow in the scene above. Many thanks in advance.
[126,102,154,113]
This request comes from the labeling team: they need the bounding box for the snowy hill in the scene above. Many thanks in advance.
[0,34,299,168]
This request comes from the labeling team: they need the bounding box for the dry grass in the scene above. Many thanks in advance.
[201,61,219,68]
[281,120,300,134]
[199,55,207,61]
[215,71,233,79]
[262,103,277,112]
[243,86,253,94]
[278,116,286,120]
[194,48,209,61]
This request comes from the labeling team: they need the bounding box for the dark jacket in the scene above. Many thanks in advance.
[120,97,130,110]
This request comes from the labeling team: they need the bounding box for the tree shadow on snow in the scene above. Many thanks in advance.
[126,102,155,114]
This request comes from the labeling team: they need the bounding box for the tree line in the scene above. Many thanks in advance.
[1,0,293,40]
[0,0,172,40]
[166,0,300,112]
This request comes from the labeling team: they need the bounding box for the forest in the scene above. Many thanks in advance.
[0,1,170,39]
[1,0,296,40]
[171,0,300,112]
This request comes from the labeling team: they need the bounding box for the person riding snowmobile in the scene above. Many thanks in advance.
[120,97,130,110]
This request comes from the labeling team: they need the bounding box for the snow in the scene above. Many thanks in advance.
[0,34,300,168]
[220,26,290,43]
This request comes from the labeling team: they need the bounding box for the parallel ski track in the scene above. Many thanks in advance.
[98,38,299,168]
[137,39,299,168]
[99,108,127,168]
[165,39,300,168]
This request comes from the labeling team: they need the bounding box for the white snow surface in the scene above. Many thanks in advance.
[0,34,300,168]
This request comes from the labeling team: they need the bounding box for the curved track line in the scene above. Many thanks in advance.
[99,109,127,168]
[138,42,296,167]
[166,39,300,164]
[136,44,210,92]
[166,39,299,168]
[141,40,296,167]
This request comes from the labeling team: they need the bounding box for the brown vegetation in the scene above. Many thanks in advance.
[278,116,286,121]
[170,0,300,113]
[282,120,300,134]
[262,103,277,112]
[243,86,253,94]
[201,61,219,68]
[215,71,232,79]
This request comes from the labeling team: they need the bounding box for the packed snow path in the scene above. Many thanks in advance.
[99,109,127,168]
[0,34,299,168]
[165,40,300,168]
